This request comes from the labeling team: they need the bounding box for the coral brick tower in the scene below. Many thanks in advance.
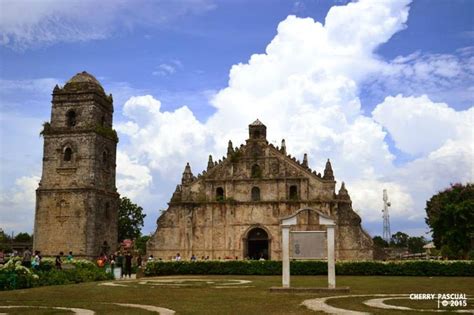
[34,72,119,258]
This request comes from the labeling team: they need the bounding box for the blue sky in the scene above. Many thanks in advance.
[0,0,472,238]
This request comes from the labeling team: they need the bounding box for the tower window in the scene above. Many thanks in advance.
[101,115,106,126]
[66,110,76,127]
[251,164,262,178]
[216,187,224,201]
[105,202,110,219]
[102,150,108,166]
[64,147,72,161]
[289,185,298,200]
[251,187,260,201]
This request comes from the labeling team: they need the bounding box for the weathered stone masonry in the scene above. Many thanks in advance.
[34,72,119,258]
[148,120,373,260]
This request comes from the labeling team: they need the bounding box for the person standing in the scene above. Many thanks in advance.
[109,252,116,272]
[22,248,32,268]
[136,255,142,268]
[116,251,124,278]
[67,251,73,262]
[55,252,63,270]
[124,252,133,278]
[32,251,41,270]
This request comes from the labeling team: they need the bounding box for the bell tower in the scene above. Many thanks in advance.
[34,71,119,258]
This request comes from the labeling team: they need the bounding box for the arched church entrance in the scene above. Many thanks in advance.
[246,227,270,260]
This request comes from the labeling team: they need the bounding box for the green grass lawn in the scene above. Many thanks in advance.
[0,275,472,314]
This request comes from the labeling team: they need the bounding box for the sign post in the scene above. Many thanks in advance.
[282,225,291,288]
[273,208,347,292]
[327,224,335,289]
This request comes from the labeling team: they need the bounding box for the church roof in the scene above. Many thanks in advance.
[66,71,102,85]
[250,119,264,126]
[63,71,105,94]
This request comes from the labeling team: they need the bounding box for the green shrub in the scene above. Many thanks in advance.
[145,260,474,277]
[0,259,38,290]
[0,258,112,291]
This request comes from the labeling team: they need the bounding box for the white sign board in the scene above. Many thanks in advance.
[290,231,326,259]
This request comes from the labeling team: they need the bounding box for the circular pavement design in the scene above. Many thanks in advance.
[0,306,95,315]
[112,303,175,314]
[363,297,474,313]
[0,303,177,314]
[302,294,474,314]
[99,278,253,289]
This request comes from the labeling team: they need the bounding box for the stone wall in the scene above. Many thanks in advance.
[148,120,373,261]
[148,200,373,260]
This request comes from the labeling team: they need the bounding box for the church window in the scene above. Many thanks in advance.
[251,187,260,201]
[289,185,298,200]
[216,187,224,201]
[66,110,76,127]
[251,164,262,178]
[64,147,73,161]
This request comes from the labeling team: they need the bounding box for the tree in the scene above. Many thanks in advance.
[0,229,10,242]
[14,232,32,243]
[425,183,474,259]
[134,235,150,255]
[390,231,409,248]
[372,236,388,248]
[118,197,146,242]
[0,228,12,252]
[407,236,426,253]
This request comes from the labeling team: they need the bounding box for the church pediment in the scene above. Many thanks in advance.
[189,139,325,184]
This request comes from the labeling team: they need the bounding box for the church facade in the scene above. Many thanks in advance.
[34,72,119,258]
[147,120,373,260]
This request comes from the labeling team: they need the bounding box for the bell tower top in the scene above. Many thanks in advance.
[248,119,267,141]
[49,71,114,130]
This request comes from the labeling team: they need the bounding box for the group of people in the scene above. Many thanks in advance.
[171,254,265,261]
[53,251,74,270]
[97,251,142,278]
[21,248,52,269]
[175,253,211,261]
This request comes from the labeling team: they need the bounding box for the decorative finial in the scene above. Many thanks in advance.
[207,155,214,170]
[323,158,334,180]
[181,162,194,185]
[302,153,308,167]
[227,140,234,156]
[171,185,182,202]
[338,181,350,200]
[281,139,286,154]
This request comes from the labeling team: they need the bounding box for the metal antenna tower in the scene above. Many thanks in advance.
[382,189,391,243]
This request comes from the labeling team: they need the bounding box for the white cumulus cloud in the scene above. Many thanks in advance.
[116,0,473,231]
[0,175,40,232]
[372,94,472,156]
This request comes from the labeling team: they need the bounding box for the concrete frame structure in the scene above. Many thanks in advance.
[281,208,335,289]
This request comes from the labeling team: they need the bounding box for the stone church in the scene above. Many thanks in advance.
[147,120,373,260]
[34,72,119,258]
